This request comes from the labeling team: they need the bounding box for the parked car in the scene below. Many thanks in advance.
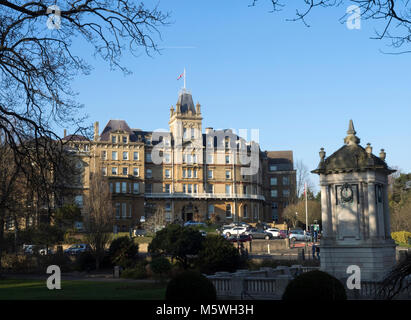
[265,228,282,238]
[278,230,287,239]
[226,234,251,243]
[289,230,311,241]
[184,220,206,227]
[132,229,147,237]
[23,244,53,255]
[222,226,249,237]
[246,228,273,240]
[64,244,91,255]
[39,247,54,255]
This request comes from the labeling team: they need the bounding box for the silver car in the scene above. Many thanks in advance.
[289,230,311,241]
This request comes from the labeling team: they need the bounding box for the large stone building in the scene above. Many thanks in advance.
[63,89,296,232]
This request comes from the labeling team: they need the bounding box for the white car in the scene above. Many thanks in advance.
[222,226,249,237]
[265,228,281,238]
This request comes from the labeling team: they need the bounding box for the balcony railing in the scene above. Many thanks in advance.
[144,192,265,201]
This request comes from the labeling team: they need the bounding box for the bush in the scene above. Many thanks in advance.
[165,270,217,301]
[150,256,172,278]
[282,270,347,300]
[38,253,73,272]
[391,231,411,245]
[196,235,244,274]
[121,261,149,279]
[149,224,204,269]
[1,254,37,272]
[108,236,139,268]
[75,251,96,271]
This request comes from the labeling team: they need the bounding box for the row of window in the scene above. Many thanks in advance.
[104,167,140,176]
[102,149,244,166]
[103,167,237,181]
[114,202,132,219]
[111,135,130,144]
[102,151,140,161]
[110,182,140,194]
[270,189,290,198]
[142,184,258,195]
[270,176,290,186]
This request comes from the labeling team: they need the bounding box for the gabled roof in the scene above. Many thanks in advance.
[62,134,89,142]
[312,120,395,175]
[100,120,132,141]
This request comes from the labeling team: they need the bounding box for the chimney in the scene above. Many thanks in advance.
[94,121,99,141]
[63,129,67,138]
[205,127,214,134]
[196,102,201,114]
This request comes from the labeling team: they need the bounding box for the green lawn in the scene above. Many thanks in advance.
[0,279,166,300]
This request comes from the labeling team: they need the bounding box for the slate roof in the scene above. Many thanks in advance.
[177,91,196,114]
[312,120,395,175]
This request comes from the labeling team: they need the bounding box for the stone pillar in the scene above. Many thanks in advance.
[320,185,330,238]
[330,184,337,236]
[367,182,378,238]
[383,185,391,239]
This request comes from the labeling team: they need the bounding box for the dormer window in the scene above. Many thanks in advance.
[122,136,128,143]
[112,135,117,143]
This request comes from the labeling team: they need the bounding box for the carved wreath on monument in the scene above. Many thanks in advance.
[340,183,354,203]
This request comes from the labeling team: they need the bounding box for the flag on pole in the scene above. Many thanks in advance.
[177,72,184,80]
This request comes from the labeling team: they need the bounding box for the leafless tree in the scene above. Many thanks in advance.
[295,159,314,198]
[83,170,113,270]
[283,199,321,228]
[376,254,411,300]
[0,1,169,215]
[250,1,411,53]
[143,207,166,234]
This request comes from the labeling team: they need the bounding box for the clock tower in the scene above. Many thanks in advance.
[312,120,396,281]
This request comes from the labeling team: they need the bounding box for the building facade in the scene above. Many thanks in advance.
[63,89,296,232]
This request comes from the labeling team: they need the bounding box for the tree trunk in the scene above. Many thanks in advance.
[0,217,4,271]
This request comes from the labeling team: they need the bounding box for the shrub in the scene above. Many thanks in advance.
[1,254,37,272]
[108,236,139,268]
[196,235,244,274]
[38,253,74,272]
[282,270,347,300]
[391,231,411,245]
[150,256,172,278]
[149,224,204,269]
[121,261,149,279]
[75,251,96,271]
[165,270,217,301]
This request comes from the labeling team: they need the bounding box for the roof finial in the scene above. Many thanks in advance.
[344,119,360,146]
[347,119,356,135]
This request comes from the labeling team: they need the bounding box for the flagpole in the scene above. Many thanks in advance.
[305,182,308,232]
[184,68,186,89]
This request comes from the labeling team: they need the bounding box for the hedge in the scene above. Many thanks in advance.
[391,231,411,245]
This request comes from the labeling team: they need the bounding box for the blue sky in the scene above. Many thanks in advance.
[68,1,411,192]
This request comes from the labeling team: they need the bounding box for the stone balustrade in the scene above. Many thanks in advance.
[207,265,319,300]
[208,267,411,300]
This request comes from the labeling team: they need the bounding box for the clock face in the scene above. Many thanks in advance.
[340,184,353,203]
